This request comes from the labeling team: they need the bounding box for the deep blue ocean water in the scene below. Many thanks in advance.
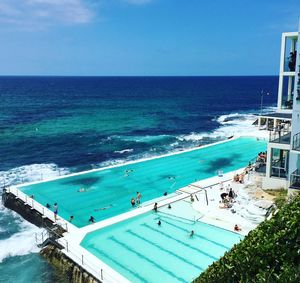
[0,76,277,282]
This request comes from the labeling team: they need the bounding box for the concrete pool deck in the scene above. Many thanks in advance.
[4,135,270,282]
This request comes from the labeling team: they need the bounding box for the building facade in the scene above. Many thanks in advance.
[259,29,299,191]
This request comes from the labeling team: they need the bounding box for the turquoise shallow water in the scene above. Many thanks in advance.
[81,201,243,283]
[19,137,266,228]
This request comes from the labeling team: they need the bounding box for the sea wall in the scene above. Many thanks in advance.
[41,244,100,283]
[2,189,100,283]
[2,189,56,229]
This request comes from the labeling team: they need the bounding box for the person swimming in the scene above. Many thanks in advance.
[190,230,195,237]
[94,204,113,211]
[89,216,95,223]
[124,169,133,177]
[131,197,136,207]
[157,220,161,226]
[153,202,158,212]
[77,187,87,193]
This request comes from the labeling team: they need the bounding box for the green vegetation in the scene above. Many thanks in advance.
[265,189,287,209]
[193,193,300,283]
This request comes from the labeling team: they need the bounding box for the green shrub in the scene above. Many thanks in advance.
[193,194,300,283]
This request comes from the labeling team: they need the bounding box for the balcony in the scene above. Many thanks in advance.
[292,132,300,151]
[269,130,291,144]
[290,169,300,189]
[270,165,287,178]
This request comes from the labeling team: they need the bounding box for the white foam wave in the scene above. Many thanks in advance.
[178,108,272,142]
[0,219,42,263]
[114,148,134,154]
[0,163,69,187]
[0,163,68,262]
[118,134,171,143]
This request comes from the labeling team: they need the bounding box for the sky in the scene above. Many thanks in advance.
[0,0,299,76]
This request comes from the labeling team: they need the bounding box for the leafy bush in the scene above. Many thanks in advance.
[193,193,300,283]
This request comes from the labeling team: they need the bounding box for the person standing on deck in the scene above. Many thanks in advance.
[53,203,58,221]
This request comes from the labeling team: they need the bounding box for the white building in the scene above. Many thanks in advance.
[258,29,299,190]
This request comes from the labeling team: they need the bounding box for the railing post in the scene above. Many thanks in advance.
[82,254,84,265]
[66,241,69,252]
[101,269,103,280]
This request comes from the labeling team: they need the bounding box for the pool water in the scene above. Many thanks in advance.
[19,137,266,227]
[81,201,243,283]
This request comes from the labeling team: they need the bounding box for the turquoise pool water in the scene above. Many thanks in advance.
[81,201,243,283]
[19,137,266,227]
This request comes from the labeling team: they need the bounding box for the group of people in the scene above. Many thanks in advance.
[219,187,236,209]
[233,173,245,183]
[130,192,142,207]
[257,152,267,163]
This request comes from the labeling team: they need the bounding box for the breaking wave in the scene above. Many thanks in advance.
[0,163,69,262]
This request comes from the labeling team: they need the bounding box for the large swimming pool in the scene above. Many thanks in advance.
[81,201,243,283]
[19,137,266,227]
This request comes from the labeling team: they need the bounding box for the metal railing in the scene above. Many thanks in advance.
[269,130,291,144]
[292,132,300,151]
[290,169,300,190]
[4,186,69,232]
[5,186,127,283]
[58,238,123,283]
[270,166,287,179]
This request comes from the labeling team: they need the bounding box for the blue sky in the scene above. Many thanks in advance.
[0,0,299,76]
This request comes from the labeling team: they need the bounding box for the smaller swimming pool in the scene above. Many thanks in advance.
[81,201,243,283]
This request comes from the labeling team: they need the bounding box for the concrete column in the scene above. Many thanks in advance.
[266,145,272,178]
[277,34,286,110]
[287,76,293,101]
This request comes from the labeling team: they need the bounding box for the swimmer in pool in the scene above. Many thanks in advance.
[94,204,113,211]
[124,169,133,177]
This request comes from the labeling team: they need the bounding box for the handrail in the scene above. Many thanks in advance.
[5,186,130,283]
[290,169,300,190]
[269,130,291,144]
[57,238,128,283]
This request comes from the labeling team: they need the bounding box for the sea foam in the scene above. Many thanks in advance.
[0,163,68,262]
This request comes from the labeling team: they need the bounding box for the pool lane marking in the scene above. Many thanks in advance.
[92,248,148,283]
[141,223,218,261]
[109,236,187,283]
[158,216,231,249]
[126,229,204,271]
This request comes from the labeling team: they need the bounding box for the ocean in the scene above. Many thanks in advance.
[0,76,277,282]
